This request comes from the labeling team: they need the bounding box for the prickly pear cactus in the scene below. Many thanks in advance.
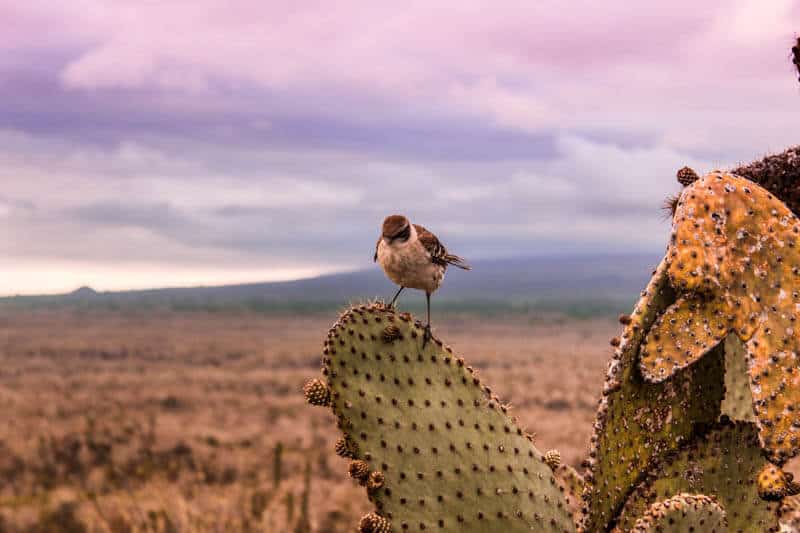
[554,463,584,524]
[303,158,800,531]
[615,421,780,532]
[721,334,755,422]
[629,493,727,532]
[731,146,800,216]
[581,257,725,531]
[306,303,575,532]
[639,172,800,464]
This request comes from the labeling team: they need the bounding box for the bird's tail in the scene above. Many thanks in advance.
[445,254,472,270]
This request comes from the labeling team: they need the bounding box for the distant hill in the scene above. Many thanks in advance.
[69,286,99,298]
[0,253,663,317]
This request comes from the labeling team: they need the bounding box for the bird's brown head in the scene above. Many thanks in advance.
[381,215,411,242]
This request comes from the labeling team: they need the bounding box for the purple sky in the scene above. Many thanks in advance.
[1,2,799,295]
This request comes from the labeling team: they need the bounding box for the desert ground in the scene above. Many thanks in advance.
[0,307,618,532]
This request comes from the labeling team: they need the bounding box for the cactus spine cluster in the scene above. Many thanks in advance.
[304,151,800,531]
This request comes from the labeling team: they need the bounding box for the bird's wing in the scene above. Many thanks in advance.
[373,236,381,262]
[414,224,471,270]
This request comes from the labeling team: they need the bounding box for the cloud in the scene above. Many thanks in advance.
[1,2,799,294]
[0,129,721,285]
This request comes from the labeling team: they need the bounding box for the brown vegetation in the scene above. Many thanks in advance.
[0,308,615,531]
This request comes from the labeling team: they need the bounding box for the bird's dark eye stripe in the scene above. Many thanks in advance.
[392,226,411,240]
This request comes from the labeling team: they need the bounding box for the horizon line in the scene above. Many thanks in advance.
[0,250,664,299]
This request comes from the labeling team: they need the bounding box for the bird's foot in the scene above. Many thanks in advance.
[422,324,432,348]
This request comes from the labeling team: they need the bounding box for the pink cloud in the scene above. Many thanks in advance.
[2,2,792,89]
[3,2,799,153]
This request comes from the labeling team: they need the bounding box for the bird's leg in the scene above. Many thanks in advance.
[388,286,404,308]
[422,291,432,348]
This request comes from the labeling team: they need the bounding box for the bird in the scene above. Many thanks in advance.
[374,214,471,346]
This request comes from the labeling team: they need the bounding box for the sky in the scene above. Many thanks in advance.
[1,1,799,295]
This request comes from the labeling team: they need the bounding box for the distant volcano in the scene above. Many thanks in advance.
[69,286,99,298]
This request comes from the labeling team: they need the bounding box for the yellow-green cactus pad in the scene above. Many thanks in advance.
[314,303,576,533]
[630,493,727,533]
[615,421,780,532]
[721,334,755,422]
[640,172,800,463]
[640,294,729,380]
[581,258,725,532]
[554,463,584,525]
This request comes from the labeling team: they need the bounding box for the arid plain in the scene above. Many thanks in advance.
[0,307,618,531]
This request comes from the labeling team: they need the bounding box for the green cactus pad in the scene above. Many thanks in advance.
[554,463,584,525]
[639,173,800,463]
[722,334,755,422]
[316,303,575,532]
[630,493,727,532]
[615,421,780,532]
[581,257,725,532]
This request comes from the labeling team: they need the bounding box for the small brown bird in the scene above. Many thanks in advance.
[374,215,471,346]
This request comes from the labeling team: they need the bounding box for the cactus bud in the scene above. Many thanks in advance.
[348,460,370,482]
[381,324,401,343]
[676,166,699,186]
[367,470,385,491]
[303,378,330,407]
[358,512,391,533]
[334,437,357,458]
[544,449,561,470]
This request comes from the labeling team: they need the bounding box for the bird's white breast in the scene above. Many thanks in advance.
[377,238,445,293]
